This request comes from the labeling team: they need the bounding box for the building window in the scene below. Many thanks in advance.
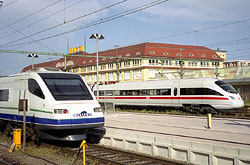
[126,53,130,57]
[133,60,141,66]
[201,61,209,67]
[188,61,197,67]
[83,61,86,64]
[149,69,157,78]
[108,63,113,69]
[124,71,130,80]
[81,67,86,72]
[87,66,92,72]
[176,53,182,56]
[100,74,106,81]
[89,60,92,63]
[108,73,114,81]
[149,59,159,65]
[124,61,130,67]
[201,54,206,57]
[87,75,92,82]
[136,52,141,55]
[101,64,106,70]
[189,53,194,57]
[133,70,142,79]
[212,55,217,58]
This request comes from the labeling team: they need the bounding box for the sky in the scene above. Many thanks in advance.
[0,0,250,76]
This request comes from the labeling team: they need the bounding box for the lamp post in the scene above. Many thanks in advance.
[90,33,104,100]
[179,60,185,79]
[27,54,38,69]
[114,45,120,82]
[215,62,220,79]
[0,1,3,7]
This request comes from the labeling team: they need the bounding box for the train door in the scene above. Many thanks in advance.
[172,81,180,105]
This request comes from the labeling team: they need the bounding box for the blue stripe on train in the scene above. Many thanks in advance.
[0,113,104,125]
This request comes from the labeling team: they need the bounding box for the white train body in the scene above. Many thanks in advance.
[95,78,244,112]
[0,69,105,141]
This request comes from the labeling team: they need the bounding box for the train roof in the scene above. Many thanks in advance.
[1,68,78,79]
[97,78,218,90]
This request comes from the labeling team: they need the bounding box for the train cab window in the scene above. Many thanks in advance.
[0,89,9,101]
[28,79,45,99]
[174,88,178,96]
[215,80,237,94]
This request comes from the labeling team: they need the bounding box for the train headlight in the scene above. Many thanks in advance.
[229,96,235,100]
[54,109,69,114]
[94,107,102,112]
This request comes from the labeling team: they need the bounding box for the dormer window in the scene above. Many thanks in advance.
[201,54,206,57]
[150,51,155,55]
[83,61,86,64]
[189,53,194,57]
[163,52,168,55]
[126,53,130,57]
[89,60,92,63]
[212,55,217,58]
[136,52,141,55]
[176,53,182,56]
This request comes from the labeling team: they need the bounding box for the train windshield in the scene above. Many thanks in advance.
[215,80,237,94]
[39,73,93,100]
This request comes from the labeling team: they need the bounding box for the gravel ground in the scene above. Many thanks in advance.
[0,141,82,165]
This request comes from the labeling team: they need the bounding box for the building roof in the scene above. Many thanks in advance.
[22,42,223,72]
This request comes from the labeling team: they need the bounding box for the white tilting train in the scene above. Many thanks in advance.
[94,78,244,113]
[0,68,105,142]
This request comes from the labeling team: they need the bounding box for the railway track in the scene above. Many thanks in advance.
[0,140,188,165]
[84,144,188,165]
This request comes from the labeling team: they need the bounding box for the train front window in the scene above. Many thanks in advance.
[43,78,93,101]
[215,80,237,94]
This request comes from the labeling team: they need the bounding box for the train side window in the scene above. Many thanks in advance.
[114,90,120,96]
[0,89,9,101]
[99,91,104,96]
[28,79,45,99]
[104,90,113,96]
[156,89,171,95]
[150,89,156,95]
[174,88,178,96]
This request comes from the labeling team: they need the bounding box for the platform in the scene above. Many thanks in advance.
[100,112,250,165]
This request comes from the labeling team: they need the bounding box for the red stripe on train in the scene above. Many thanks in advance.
[98,96,229,100]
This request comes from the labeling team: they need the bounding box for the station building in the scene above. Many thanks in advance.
[22,42,224,85]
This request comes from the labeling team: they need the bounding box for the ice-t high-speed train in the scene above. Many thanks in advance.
[0,68,105,142]
[94,78,244,113]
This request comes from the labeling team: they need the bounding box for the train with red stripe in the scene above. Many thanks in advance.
[94,78,244,113]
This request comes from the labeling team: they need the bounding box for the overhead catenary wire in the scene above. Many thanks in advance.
[0,0,129,48]
[0,0,62,32]
[0,0,85,40]
[0,0,19,11]
[0,19,56,52]
[1,0,168,48]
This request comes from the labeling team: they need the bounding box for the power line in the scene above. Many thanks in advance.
[0,0,19,11]
[1,0,168,48]
[0,0,62,32]
[0,0,85,40]
[149,18,250,42]
[0,0,129,48]
[0,19,55,52]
